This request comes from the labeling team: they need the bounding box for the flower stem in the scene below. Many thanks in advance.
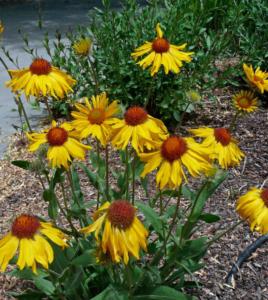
[105,145,109,201]
[44,97,53,121]
[125,146,129,201]
[96,140,100,208]
[229,111,240,132]
[131,151,136,205]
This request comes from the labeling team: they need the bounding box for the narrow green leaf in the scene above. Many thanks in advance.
[136,202,162,236]
[12,160,31,170]
[33,277,55,296]
[200,213,220,223]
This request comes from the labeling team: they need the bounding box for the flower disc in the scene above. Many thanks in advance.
[30,58,52,75]
[47,127,68,146]
[124,106,148,126]
[161,136,187,162]
[12,215,40,238]
[107,200,135,229]
[214,128,231,146]
[152,38,170,53]
[261,188,268,206]
[88,108,105,125]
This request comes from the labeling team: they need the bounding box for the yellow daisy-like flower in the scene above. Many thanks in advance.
[0,21,4,34]
[111,106,168,152]
[243,63,268,94]
[131,23,194,76]
[0,214,68,273]
[139,135,212,190]
[237,187,268,234]
[71,92,119,146]
[27,120,91,169]
[81,200,148,264]
[233,90,258,113]
[73,38,92,56]
[6,58,76,99]
[189,127,244,169]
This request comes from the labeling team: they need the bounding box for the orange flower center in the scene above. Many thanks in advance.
[214,128,231,146]
[124,106,148,126]
[237,97,251,108]
[152,38,170,53]
[261,188,268,207]
[30,58,52,75]
[88,108,105,125]
[161,136,187,162]
[12,215,40,239]
[107,200,135,229]
[47,127,68,146]
[253,75,264,84]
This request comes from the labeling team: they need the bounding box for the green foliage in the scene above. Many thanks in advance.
[43,0,268,122]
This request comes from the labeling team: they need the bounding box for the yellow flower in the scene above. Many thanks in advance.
[27,120,91,169]
[71,93,119,146]
[131,23,194,76]
[111,106,168,152]
[139,135,212,190]
[0,214,68,273]
[81,201,148,264]
[237,187,268,234]
[0,21,4,34]
[243,63,268,94]
[6,58,76,99]
[233,90,258,113]
[189,127,244,169]
[73,38,92,56]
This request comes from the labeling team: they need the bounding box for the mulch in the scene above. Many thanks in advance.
[0,90,267,299]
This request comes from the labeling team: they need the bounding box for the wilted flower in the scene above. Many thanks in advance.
[73,38,92,56]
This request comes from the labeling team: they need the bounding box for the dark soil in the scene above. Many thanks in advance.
[0,90,268,299]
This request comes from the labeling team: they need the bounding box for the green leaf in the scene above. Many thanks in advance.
[7,289,44,300]
[135,285,193,299]
[200,213,220,223]
[136,202,163,236]
[91,284,128,300]
[43,189,58,219]
[33,277,55,296]
[71,250,97,266]
[12,160,31,170]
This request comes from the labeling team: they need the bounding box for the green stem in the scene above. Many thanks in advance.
[207,219,244,247]
[159,189,163,215]
[125,146,129,201]
[131,152,136,205]
[59,181,79,237]
[105,145,109,201]
[44,97,53,121]
[88,58,99,95]
[229,111,240,132]
[0,56,33,132]
[96,140,100,208]
[178,102,191,129]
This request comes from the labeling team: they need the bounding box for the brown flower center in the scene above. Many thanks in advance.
[152,38,170,53]
[47,127,68,146]
[107,200,135,229]
[161,136,187,162]
[253,75,264,84]
[30,58,52,75]
[237,97,251,108]
[124,106,148,126]
[214,128,231,146]
[261,188,268,207]
[88,108,105,125]
[12,215,40,239]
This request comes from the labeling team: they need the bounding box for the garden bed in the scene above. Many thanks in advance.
[0,90,267,299]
